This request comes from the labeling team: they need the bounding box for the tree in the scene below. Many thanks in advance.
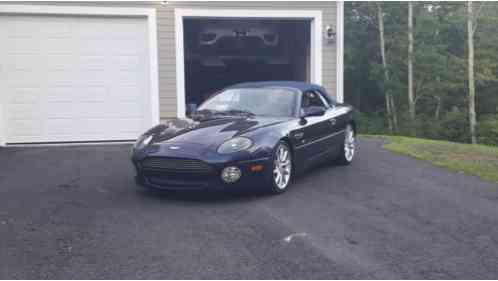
[344,2,498,144]
[376,2,399,133]
[407,2,415,122]
[467,1,477,144]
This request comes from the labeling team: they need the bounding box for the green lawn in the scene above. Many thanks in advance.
[361,135,498,184]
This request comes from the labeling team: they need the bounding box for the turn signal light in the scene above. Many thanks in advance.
[250,164,264,172]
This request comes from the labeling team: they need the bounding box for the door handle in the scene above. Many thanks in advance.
[293,132,304,139]
[328,118,336,125]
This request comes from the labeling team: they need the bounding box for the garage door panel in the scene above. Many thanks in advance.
[77,103,111,119]
[113,119,143,133]
[45,119,75,136]
[115,55,141,69]
[79,87,108,103]
[7,103,42,120]
[44,71,79,85]
[46,87,75,103]
[9,88,40,104]
[79,55,106,70]
[46,55,74,72]
[113,40,142,55]
[116,70,141,85]
[7,120,42,137]
[41,21,72,38]
[7,54,41,71]
[79,119,110,134]
[1,15,151,143]
[46,104,80,119]
[78,69,107,81]
[43,38,74,54]
[79,39,110,55]
[112,103,144,118]
[5,37,39,54]
[3,17,33,37]
[114,85,140,102]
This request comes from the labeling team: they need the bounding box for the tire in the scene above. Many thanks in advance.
[336,124,356,165]
[265,141,293,194]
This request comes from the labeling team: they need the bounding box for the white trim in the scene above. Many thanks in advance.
[174,8,323,118]
[0,5,160,146]
[175,10,186,119]
[0,5,155,17]
[336,1,345,103]
[147,10,161,126]
[0,102,5,146]
[5,141,135,148]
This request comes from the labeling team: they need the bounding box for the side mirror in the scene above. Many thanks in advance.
[301,106,326,118]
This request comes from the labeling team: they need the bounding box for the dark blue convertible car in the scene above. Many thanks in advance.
[131,81,356,194]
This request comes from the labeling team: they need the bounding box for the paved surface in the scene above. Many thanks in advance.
[1,139,497,279]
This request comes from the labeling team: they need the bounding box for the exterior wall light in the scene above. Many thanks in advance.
[325,25,336,42]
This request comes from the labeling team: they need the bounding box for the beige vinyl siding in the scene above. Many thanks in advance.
[1,1,337,119]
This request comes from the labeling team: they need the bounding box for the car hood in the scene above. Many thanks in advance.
[147,115,291,148]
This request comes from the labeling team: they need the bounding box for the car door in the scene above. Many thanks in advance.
[316,89,344,155]
[291,91,331,164]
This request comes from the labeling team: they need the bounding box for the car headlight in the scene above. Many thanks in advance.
[217,137,253,154]
[134,134,153,150]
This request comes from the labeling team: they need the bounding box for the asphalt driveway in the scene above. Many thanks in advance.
[1,138,497,279]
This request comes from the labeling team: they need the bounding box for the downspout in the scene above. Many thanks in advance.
[336,0,344,103]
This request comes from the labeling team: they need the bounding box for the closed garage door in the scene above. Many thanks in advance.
[0,14,152,143]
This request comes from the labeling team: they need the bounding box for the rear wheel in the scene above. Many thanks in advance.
[266,141,293,194]
[335,124,356,165]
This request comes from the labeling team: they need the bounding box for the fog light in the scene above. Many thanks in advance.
[221,166,241,183]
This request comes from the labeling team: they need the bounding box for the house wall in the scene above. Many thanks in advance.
[0,1,338,119]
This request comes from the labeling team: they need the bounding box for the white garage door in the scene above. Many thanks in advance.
[0,14,152,143]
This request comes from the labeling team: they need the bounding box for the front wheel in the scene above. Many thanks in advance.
[335,124,356,165]
[265,141,293,194]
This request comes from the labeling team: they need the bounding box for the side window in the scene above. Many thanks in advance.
[302,91,327,109]
[316,89,335,107]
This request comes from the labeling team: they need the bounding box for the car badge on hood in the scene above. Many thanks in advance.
[169,146,180,150]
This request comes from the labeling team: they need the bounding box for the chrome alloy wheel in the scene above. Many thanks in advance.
[344,125,355,162]
[273,144,292,189]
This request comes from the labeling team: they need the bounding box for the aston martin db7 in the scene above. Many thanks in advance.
[131,81,356,194]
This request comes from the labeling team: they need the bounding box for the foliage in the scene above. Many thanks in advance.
[345,2,498,146]
[355,111,388,135]
[439,108,471,143]
[478,115,498,145]
[360,135,498,184]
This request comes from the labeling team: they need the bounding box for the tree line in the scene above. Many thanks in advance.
[345,2,498,145]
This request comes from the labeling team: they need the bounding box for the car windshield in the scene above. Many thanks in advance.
[198,88,297,117]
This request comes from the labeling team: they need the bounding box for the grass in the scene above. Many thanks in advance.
[361,134,498,184]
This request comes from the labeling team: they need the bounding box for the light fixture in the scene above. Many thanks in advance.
[221,166,242,183]
[325,25,336,42]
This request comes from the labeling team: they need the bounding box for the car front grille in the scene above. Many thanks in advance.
[140,157,213,174]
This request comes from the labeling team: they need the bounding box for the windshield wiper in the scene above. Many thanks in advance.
[221,109,255,117]
[192,109,255,119]
[193,109,217,115]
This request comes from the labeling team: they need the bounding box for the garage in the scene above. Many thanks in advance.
[174,8,324,118]
[0,3,341,146]
[182,18,311,112]
[0,7,158,144]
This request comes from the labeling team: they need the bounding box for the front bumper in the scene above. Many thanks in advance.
[134,157,271,191]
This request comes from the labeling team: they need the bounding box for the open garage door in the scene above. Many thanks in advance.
[182,18,311,115]
[0,14,154,144]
